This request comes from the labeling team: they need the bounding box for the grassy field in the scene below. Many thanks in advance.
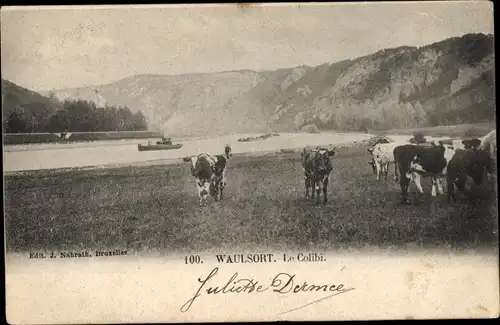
[4,146,498,254]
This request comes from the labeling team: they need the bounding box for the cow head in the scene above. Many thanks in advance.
[327,148,336,157]
[183,155,203,178]
[368,138,390,153]
[462,138,482,150]
[313,148,334,175]
[368,158,377,174]
[184,155,199,176]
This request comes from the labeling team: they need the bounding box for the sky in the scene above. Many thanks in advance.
[1,2,494,91]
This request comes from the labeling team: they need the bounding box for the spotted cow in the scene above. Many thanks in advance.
[301,146,335,205]
[393,143,456,204]
[368,142,406,182]
[184,152,228,206]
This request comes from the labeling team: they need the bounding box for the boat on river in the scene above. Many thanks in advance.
[137,135,183,151]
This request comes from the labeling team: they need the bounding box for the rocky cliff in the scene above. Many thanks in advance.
[38,33,495,136]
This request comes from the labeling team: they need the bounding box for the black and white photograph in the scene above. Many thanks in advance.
[3,2,498,323]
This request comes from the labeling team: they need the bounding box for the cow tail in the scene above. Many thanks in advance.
[394,155,399,183]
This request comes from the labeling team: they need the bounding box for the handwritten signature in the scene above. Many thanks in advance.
[180,267,355,314]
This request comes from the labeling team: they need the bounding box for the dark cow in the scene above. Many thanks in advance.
[301,146,335,205]
[393,143,456,204]
[185,152,228,206]
[446,148,494,201]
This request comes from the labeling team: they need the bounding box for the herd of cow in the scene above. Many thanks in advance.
[182,130,497,207]
[369,129,497,204]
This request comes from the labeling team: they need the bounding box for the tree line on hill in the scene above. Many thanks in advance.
[3,88,148,134]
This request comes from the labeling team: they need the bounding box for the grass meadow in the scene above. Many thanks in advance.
[4,145,498,255]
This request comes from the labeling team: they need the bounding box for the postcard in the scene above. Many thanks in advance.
[2,2,498,324]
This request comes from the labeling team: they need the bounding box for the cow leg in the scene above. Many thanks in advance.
[430,177,444,197]
[430,177,438,197]
[322,176,328,205]
[412,173,424,195]
[383,163,389,182]
[436,178,444,195]
[197,181,209,206]
[447,176,456,202]
[315,180,321,205]
[219,182,224,201]
[311,177,317,201]
[221,174,226,201]
[201,192,209,206]
[450,174,468,200]
[305,175,310,200]
[399,175,411,204]
[222,168,227,188]
[455,174,467,193]
[210,178,219,202]
[197,183,204,206]
[369,159,376,174]
[375,161,381,182]
[394,162,400,185]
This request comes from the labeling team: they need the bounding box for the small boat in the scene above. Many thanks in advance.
[137,143,183,151]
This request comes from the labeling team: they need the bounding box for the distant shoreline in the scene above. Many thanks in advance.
[3,122,493,146]
[3,123,495,174]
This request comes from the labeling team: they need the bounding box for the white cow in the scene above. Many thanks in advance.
[479,129,496,179]
[368,142,405,182]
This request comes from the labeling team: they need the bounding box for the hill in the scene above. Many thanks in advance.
[33,33,495,136]
[2,79,148,134]
[2,79,61,132]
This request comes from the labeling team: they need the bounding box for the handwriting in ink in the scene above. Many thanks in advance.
[180,267,353,313]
